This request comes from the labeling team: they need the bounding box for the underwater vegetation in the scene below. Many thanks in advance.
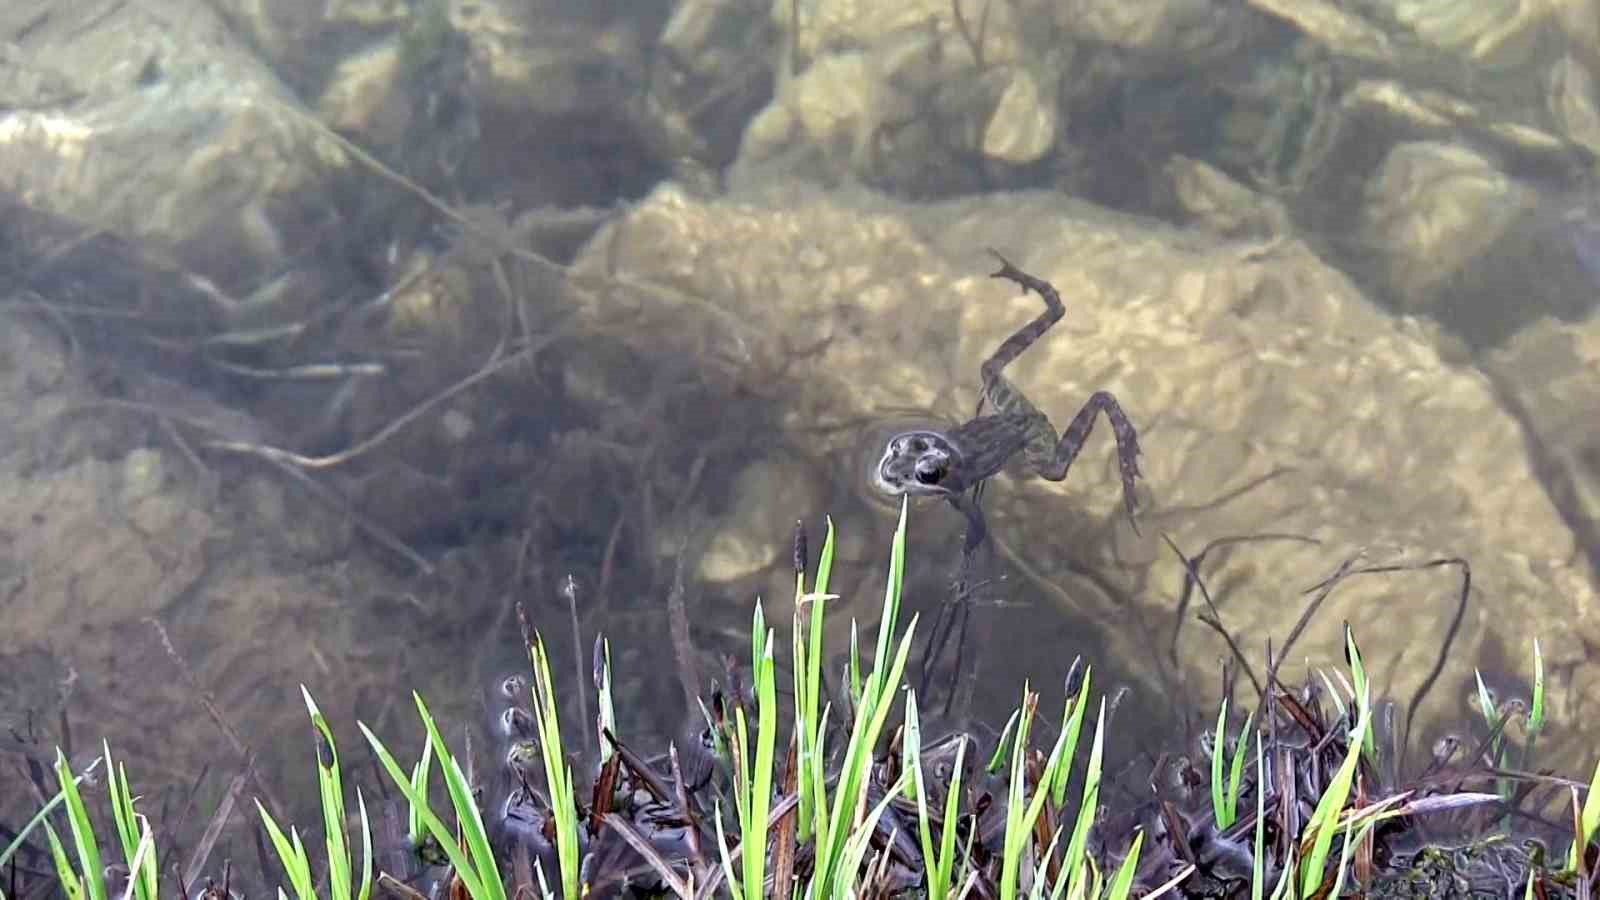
[1,503,1595,900]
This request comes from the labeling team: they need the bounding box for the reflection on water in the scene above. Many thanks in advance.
[2,0,1600,889]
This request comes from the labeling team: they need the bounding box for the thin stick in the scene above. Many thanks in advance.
[1167,531,1321,663]
[179,762,251,897]
[376,872,430,900]
[1160,533,1263,701]
[602,813,691,898]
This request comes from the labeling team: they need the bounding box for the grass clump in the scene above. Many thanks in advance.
[3,503,1597,900]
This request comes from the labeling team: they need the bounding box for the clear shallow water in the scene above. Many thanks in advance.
[0,0,1597,884]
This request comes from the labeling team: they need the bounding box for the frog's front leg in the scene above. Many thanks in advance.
[945,490,989,552]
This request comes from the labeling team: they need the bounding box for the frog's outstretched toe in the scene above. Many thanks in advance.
[985,248,1035,294]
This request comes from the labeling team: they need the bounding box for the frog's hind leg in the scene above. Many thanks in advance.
[1032,391,1144,533]
[981,251,1065,393]
[983,252,1144,531]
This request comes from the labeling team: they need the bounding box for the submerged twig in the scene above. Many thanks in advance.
[1160,533,1265,702]
[1277,554,1471,776]
[602,813,691,899]
[180,762,251,897]
[203,342,538,471]
[1167,532,1321,664]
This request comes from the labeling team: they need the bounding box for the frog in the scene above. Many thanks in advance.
[872,251,1144,548]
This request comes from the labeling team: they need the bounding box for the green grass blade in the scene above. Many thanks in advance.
[807,506,918,899]
[1016,715,1076,898]
[999,687,1038,900]
[355,788,374,900]
[807,702,833,869]
[360,720,483,896]
[730,709,751,847]
[357,724,492,900]
[53,749,106,900]
[119,820,155,900]
[906,693,950,900]
[834,773,908,892]
[812,616,919,898]
[527,638,580,900]
[1225,711,1254,830]
[1344,627,1375,764]
[1268,848,1297,900]
[1105,831,1144,900]
[1211,698,1229,829]
[903,693,924,806]
[407,737,435,846]
[1299,689,1369,898]
[417,694,509,900]
[1031,826,1065,900]
[255,802,315,900]
[1,771,89,873]
[935,735,968,900]
[1325,815,1358,898]
[1569,755,1600,870]
[103,744,156,900]
[1051,670,1092,805]
[303,687,352,900]
[42,821,83,900]
[813,516,837,597]
[1473,670,1501,767]
[871,498,909,681]
[1062,700,1107,899]
[712,803,739,900]
[1529,637,1546,733]
[793,517,833,848]
[848,623,862,709]
[1004,681,1091,900]
[1523,637,1546,773]
[987,709,1020,776]
[738,619,778,900]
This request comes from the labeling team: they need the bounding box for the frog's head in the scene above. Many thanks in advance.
[874,429,963,497]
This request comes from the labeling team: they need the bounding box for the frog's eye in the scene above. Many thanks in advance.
[908,436,928,453]
[499,706,534,739]
[914,458,946,485]
[498,674,526,700]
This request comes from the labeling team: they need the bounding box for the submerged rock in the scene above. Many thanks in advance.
[1361,141,1535,308]
[0,0,352,289]
[561,178,1597,761]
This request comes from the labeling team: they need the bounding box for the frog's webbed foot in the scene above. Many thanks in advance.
[986,249,1050,299]
[1039,390,1144,534]
[978,250,1066,396]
